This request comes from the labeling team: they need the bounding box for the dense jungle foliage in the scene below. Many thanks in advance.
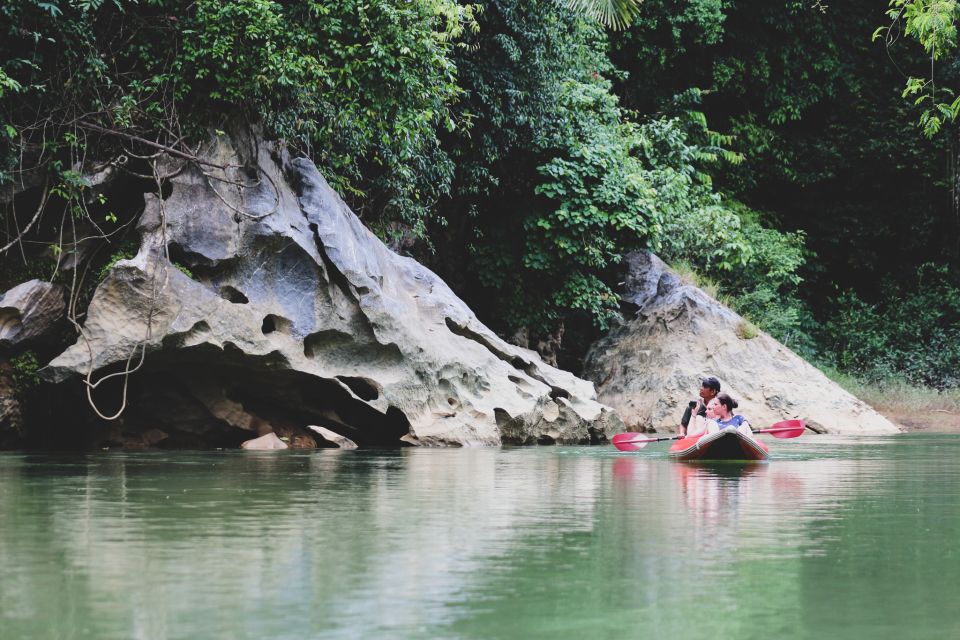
[1,0,959,388]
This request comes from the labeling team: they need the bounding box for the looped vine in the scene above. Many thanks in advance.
[1,113,279,421]
[64,131,277,421]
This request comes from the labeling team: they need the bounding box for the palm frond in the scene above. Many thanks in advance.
[559,0,643,30]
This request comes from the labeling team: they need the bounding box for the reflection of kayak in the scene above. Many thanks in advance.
[669,429,769,461]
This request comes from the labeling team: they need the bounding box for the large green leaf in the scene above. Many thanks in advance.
[559,0,642,30]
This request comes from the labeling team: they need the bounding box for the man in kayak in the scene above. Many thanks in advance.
[679,376,721,437]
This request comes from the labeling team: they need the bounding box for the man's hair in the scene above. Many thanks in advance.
[701,376,721,392]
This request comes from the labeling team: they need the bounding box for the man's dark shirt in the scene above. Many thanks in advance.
[681,402,707,428]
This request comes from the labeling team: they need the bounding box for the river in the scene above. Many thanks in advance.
[2,434,958,639]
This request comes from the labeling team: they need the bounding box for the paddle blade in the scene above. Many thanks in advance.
[611,432,654,451]
[612,439,652,452]
[757,420,806,439]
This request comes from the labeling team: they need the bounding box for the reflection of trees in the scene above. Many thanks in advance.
[4,439,960,638]
[438,445,903,639]
[0,449,606,638]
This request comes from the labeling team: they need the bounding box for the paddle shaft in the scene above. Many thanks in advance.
[613,421,807,447]
[634,434,683,444]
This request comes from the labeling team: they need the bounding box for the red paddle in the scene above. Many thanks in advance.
[612,419,807,451]
[755,420,807,439]
[611,433,684,451]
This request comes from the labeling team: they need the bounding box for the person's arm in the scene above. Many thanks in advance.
[680,402,694,436]
[688,415,708,437]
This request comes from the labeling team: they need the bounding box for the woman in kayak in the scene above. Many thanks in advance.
[686,393,753,438]
[704,393,753,437]
[685,399,720,437]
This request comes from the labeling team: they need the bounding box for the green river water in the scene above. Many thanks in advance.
[2,434,959,639]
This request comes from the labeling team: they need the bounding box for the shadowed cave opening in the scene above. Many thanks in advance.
[39,344,411,449]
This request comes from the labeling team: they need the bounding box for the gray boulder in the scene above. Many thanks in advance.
[0,280,65,351]
[45,132,618,447]
[583,251,900,435]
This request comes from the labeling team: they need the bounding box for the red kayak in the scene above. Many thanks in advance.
[668,429,769,461]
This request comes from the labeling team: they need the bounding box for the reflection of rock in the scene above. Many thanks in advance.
[0,280,65,352]
[583,251,899,435]
[44,130,617,448]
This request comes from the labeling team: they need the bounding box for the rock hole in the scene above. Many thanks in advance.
[537,435,556,445]
[260,314,292,336]
[165,242,200,273]
[335,376,380,401]
[549,387,570,400]
[588,426,604,445]
[162,319,211,349]
[261,315,276,334]
[303,329,403,367]
[303,329,353,359]
[220,286,249,304]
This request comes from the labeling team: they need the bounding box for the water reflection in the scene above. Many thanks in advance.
[2,437,960,639]
[673,462,766,547]
[0,449,610,639]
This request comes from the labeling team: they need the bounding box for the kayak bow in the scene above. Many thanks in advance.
[668,429,769,461]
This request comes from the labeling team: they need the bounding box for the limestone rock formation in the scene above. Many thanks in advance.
[583,251,900,435]
[0,280,65,351]
[43,131,618,448]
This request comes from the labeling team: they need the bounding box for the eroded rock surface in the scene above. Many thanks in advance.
[583,251,900,435]
[44,131,617,448]
[0,280,65,351]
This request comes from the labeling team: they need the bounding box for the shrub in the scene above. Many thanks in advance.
[10,351,40,393]
[821,265,960,389]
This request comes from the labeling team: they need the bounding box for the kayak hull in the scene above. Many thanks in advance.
[669,429,769,461]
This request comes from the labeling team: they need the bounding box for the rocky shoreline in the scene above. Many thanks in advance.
[1,131,902,450]
[2,130,618,450]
